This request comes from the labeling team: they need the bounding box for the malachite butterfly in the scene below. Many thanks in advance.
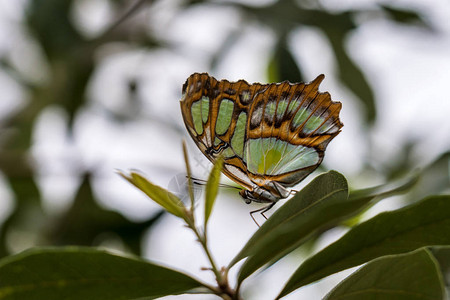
[180,73,343,216]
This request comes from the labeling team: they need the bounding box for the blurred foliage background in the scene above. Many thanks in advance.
[0,0,449,276]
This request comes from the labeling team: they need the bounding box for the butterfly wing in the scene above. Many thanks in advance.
[180,73,260,191]
[180,73,343,198]
[243,74,343,188]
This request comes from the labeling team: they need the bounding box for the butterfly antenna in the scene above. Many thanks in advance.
[189,176,241,190]
[249,202,276,227]
[190,177,207,186]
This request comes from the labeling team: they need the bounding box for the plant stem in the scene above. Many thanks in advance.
[181,143,238,298]
[186,216,221,279]
[185,215,238,299]
[182,141,196,212]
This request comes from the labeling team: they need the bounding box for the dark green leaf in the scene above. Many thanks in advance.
[304,173,420,250]
[0,175,43,258]
[430,246,450,290]
[348,172,419,203]
[267,39,303,83]
[324,248,445,300]
[0,247,206,300]
[292,9,377,123]
[329,32,376,123]
[204,156,223,227]
[279,195,450,297]
[236,171,417,280]
[27,0,82,57]
[47,174,163,256]
[409,151,450,201]
[381,5,428,26]
[120,172,186,219]
[231,171,348,282]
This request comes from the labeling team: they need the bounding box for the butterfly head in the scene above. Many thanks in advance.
[239,182,289,204]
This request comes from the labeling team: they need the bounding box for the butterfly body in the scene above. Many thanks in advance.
[180,73,343,206]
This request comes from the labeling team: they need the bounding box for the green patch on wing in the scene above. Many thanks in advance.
[276,99,289,120]
[245,138,319,175]
[222,147,235,158]
[191,100,203,135]
[215,99,234,135]
[201,96,209,123]
[287,98,301,114]
[265,101,277,117]
[292,108,309,129]
[230,112,247,158]
[303,115,324,133]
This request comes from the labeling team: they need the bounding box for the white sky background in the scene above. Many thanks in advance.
[0,0,450,299]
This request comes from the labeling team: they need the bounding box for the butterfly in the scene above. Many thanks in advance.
[180,73,343,218]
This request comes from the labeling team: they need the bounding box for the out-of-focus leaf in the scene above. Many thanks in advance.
[230,171,348,282]
[120,172,186,219]
[342,172,419,227]
[210,30,241,71]
[27,0,82,57]
[239,1,308,34]
[324,248,445,300]
[348,172,419,203]
[26,1,96,125]
[279,195,450,297]
[47,174,163,255]
[267,39,304,83]
[313,11,376,123]
[0,174,44,258]
[380,5,428,26]
[240,2,377,123]
[410,151,450,200]
[0,247,207,300]
[204,156,223,227]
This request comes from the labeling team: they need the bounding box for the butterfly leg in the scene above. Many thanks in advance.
[250,202,276,226]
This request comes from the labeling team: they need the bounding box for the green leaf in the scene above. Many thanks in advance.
[348,172,419,203]
[120,172,186,220]
[341,173,419,227]
[204,156,223,227]
[344,172,420,226]
[409,151,450,201]
[330,32,376,124]
[296,9,377,123]
[279,195,450,298]
[0,247,206,300]
[0,175,43,258]
[380,5,428,26]
[48,174,163,256]
[324,248,445,300]
[301,173,420,253]
[231,171,348,282]
[267,38,304,83]
[430,246,450,291]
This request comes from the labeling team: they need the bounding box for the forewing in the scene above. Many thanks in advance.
[180,73,267,190]
[243,74,343,187]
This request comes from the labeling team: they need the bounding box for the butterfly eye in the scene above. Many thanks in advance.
[239,190,252,204]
